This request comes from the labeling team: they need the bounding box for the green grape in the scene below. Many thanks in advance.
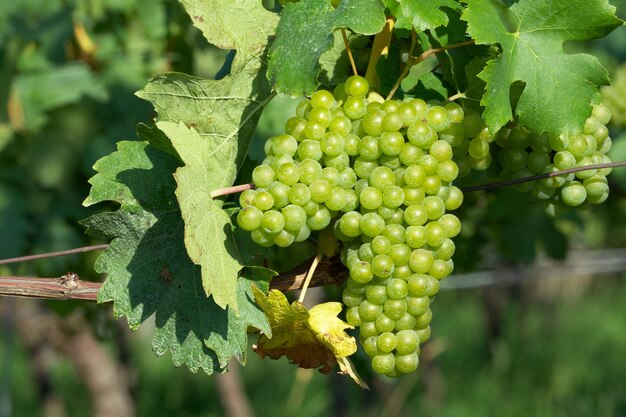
[371,354,395,375]
[427,106,451,132]
[382,186,405,208]
[310,89,335,109]
[407,121,437,148]
[362,109,385,136]
[343,96,367,120]
[272,134,298,156]
[372,254,394,278]
[395,352,419,374]
[237,206,263,231]
[282,204,307,231]
[384,299,407,320]
[346,307,362,327]
[288,183,312,206]
[273,229,296,247]
[561,181,587,206]
[309,179,332,203]
[377,332,397,353]
[359,300,383,321]
[350,261,374,284]
[344,75,369,97]
[360,187,383,210]
[399,142,423,166]
[239,189,257,207]
[366,284,387,305]
[306,206,332,230]
[375,314,396,333]
[386,278,409,299]
[297,139,323,161]
[326,187,348,211]
[269,181,290,208]
[261,210,285,235]
[253,190,275,211]
[329,115,352,137]
[371,235,392,255]
[252,165,275,188]
[321,132,345,156]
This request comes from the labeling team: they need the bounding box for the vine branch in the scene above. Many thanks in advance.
[461,161,626,192]
[0,244,109,266]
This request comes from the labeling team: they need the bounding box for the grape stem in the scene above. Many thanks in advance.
[341,29,358,76]
[461,161,626,193]
[297,252,323,303]
[365,17,395,90]
[387,39,475,101]
[211,183,255,198]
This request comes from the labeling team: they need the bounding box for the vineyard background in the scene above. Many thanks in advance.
[1,1,626,416]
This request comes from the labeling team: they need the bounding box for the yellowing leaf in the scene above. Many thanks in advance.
[252,288,367,388]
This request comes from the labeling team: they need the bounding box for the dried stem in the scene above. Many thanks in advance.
[341,29,358,76]
[462,161,626,193]
[0,244,109,266]
[298,253,323,303]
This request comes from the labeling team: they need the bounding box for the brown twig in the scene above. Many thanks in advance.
[341,29,358,76]
[0,256,349,301]
[461,161,626,193]
[0,244,109,266]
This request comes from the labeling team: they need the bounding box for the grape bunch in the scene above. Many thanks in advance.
[237,75,467,376]
[491,104,613,208]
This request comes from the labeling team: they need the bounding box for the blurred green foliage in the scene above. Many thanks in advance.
[1,0,626,416]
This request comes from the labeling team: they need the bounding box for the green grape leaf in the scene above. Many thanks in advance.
[157,120,242,312]
[136,59,273,310]
[386,0,462,31]
[463,0,622,135]
[268,0,386,96]
[82,141,270,372]
[179,0,278,56]
[252,288,366,387]
[11,63,108,132]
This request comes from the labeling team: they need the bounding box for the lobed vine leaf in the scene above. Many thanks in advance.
[386,0,462,32]
[82,141,270,373]
[252,288,367,388]
[158,120,242,312]
[267,0,386,96]
[179,0,278,57]
[463,0,622,135]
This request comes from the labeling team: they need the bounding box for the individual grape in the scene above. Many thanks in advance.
[252,165,275,188]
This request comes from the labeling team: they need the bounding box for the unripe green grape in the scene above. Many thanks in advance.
[294,225,311,242]
[439,123,465,147]
[584,175,609,198]
[351,261,374,284]
[372,254,394,278]
[383,186,405,208]
[503,148,527,171]
[297,139,323,161]
[574,156,597,180]
[320,132,345,156]
[409,249,434,274]
[343,96,367,120]
[269,181,290,208]
[468,137,490,159]
[423,196,445,220]
[384,298,408,320]
[439,214,461,238]
[444,101,464,123]
[426,221,446,247]
[359,300,383,321]
[345,306,362,327]
[416,326,431,343]
[371,235,392,255]
[325,187,348,211]
[276,162,300,186]
[379,132,405,156]
[282,204,307,231]
[360,187,383,210]
[329,115,352,136]
[344,75,369,97]
[379,155,401,170]
[382,112,403,132]
[285,117,307,141]
[253,190,275,211]
[399,142,423,166]
[342,288,364,308]
[429,259,453,280]
[362,109,385,136]
[306,206,331,230]
[354,157,379,179]
[309,179,332,203]
[342,190,359,211]
[303,121,326,140]
[362,336,379,356]
[508,127,530,148]
[554,150,576,170]
[339,211,362,238]
[444,186,463,211]
[239,189,257,207]
[395,353,419,374]
[237,206,263,231]
[381,224,405,244]
[358,135,381,160]
[360,321,379,339]
[398,102,418,126]
[430,140,453,162]
[360,212,385,237]
[419,154,439,176]
[402,187,425,206]
[386,278,409,299]
[251,229,273,247]
[567,134,588,158]
[261,210,285,234]
[531,182,555,200]
[404,204,428,226]
[463,113,484,138]
[365,284,387,305]
[344,133,360,156]
[405,225,427,249]
[414,309,432,329]
[273,229,296,247]
[436,238,455,261]
[369,166,395,189]
[407,274,430,297]
[252,165,275,188]
[308,108,332,127]
[427,106,451,132]
[561,181,587,206]
[438,160,459,182]
[392,264,412,279]
[406,296,430,317]
[310,89,335,109]
[357,243,374,262]
[272,134,298,156]
[423,176,442,195]
[375,314,396,333]
[394,312,417,331]
[377,332,397,353]
[390,244,411,266]
[549,133,569,152]
[407,121,437,148]
[372,354,395,375]
[324,152,350,171]
[302,200,320,217]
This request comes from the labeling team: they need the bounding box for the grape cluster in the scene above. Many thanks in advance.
[236,80,366,247]
[492,104,613,208]
[238,75,466,376]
